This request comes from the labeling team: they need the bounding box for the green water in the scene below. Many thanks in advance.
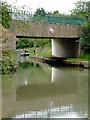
[2,56,88,118]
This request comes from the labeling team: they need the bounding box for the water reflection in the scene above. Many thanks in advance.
[20,56,29,63]
[2,57,88,118]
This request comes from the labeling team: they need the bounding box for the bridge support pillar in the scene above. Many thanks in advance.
[52,38,80,58]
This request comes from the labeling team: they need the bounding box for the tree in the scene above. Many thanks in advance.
[46,11,52,16]
[53,10,59,15]
[70,0,88,20]
[16,38,34,49]
[33,8,46,22]
[34,8,46,16]
[79,22,90,51]
[70,0,89,52]
[1,24,18,74]
[0,1,12,29]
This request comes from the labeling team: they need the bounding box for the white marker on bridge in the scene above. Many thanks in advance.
[49,28,54,34]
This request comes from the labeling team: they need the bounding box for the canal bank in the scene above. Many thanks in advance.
[30,55,89,69]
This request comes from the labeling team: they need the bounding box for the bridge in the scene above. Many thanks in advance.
[10,19,82,58]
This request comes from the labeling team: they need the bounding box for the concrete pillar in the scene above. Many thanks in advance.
[52,38,80,58]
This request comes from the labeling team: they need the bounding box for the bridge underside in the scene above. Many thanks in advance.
[52,38,80,58]
[16,35,79,39]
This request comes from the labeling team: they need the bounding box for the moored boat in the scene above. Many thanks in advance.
[20,50,29,56]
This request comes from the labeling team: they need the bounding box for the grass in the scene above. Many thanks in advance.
[38,53,52,57]
[28,47,52,57]
[67,53,89,61]
[24,47,89,61]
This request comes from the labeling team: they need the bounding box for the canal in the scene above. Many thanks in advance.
[2,56,88,118]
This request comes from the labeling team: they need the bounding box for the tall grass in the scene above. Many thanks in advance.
[68,53,89,61]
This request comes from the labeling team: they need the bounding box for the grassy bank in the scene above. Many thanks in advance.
[67,53,89,61]
[28,47,89,61]
[28,47,52,57]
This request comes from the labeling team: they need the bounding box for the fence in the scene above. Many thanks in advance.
[11,11,85,25]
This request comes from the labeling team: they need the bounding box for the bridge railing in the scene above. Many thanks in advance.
[11,11,85,25]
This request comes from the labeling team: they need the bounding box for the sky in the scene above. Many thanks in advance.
[5,0,81,14]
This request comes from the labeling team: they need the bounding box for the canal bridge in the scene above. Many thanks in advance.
[10,20,82,58]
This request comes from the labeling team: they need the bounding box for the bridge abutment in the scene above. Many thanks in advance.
[52,38,80,58]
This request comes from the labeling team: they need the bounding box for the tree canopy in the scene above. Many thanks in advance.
[70,0,89,51]
[70,0,88,20]
[34,8,46,16]
[0,1,12,29]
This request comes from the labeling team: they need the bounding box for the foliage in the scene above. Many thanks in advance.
[53,10,59,15]
[70,0,88,20]
[34,39,51,48]
[33,8,46,22]
[46,11,52,16]
[17,38,51,49]
[52,10,61,17]
[67,53,89,61]
[28,47,52,57]
[79,22,90,51]
[34,8,46,16]
[0,1,12,29]
[16,38,34,49]
[70,0,89,51]
[1,49,17,74]
[33,8,84,25]
[0,24,18,74]
[47,10,73,18]
[0,1,32,28]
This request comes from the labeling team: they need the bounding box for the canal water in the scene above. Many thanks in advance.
[2,56,88,118]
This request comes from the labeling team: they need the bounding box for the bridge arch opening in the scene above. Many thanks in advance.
[16,37,52,56]
[16,36,80,58]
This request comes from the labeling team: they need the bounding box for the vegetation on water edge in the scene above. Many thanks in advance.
[1,53,17,74]
[23,46,89,61]
[67,53,89,61]
[0,24,18,74]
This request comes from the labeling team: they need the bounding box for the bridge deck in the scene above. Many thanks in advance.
[10,21,82,39]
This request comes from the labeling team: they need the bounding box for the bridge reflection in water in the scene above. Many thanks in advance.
[2,59,88,118]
